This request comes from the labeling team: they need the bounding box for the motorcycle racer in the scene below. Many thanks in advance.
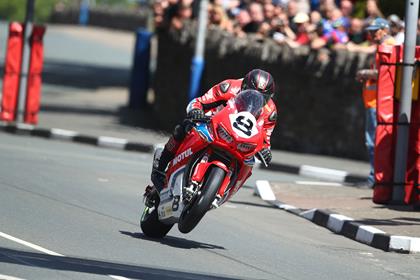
[149,69,278,197]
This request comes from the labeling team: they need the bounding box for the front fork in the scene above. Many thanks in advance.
[189,151,235,208]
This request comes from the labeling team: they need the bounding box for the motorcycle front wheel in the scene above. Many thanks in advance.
[140,206,173,238]
[178,166,225,234]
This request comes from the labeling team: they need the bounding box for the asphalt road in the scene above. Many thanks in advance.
[0,134,419,280]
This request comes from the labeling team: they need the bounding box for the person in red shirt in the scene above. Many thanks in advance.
[149,69,278,194]
[292,12,311,47]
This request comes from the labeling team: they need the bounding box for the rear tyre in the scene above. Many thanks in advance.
[178,166,225,233]
[140,206,173,238]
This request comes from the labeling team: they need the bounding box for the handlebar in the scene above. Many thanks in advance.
[182,116,211,134]
[189,116,211,123]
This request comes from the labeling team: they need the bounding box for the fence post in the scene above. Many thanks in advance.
[129,28,152,109]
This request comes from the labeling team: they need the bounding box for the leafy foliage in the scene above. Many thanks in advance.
[0,0,57,23]
[0,0,140,23]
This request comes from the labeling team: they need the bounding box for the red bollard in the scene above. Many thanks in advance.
[373,45,420,205]
[404,80,420,205]
[24,25,46,124]
[0,22,24,122]
[373,45,399,204]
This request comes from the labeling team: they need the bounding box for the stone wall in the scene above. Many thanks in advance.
[154,23,375,160]
[50,7,147,31]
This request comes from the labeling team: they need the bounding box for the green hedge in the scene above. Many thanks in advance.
[0,0,57,23]
[0,0,139,23]
[355,0,415,19]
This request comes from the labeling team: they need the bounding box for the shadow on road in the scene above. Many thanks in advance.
[39,103,167,132]
[0,246,240,280]
[120,231,226,250]
[43,59,130,89]
[40,104,118,116]
[0,59,130,90]
[227,200,275,209]
[0,59,170,131]
[353,216,420,227]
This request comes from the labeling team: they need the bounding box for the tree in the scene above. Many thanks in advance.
[0,0,58,23]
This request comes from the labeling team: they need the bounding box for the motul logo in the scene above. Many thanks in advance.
[173,148,193,165]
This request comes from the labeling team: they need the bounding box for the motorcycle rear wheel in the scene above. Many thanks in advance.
[178,166,225,234]
[140,206,173,238]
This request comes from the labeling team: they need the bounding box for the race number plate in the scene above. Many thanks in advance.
[229,112,258,138]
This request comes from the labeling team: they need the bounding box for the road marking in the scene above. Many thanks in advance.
[0,232,64,257]
[300,165,348,182]
[51,128,78,140]
[327,214,354,233]
[15,123,34,131]
[295,181,343,187]
[390,236,420,253]
[255,180,276,201]
[109,276,132,280]
[0,231,131,280]
[98,136,128,149]
[0,274,26,280]
[356,226,385,244]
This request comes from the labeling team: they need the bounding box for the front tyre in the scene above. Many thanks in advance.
[140,206,173,238]
[178,166,226,234]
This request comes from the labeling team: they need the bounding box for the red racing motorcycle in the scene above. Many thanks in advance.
[141,90,268,238]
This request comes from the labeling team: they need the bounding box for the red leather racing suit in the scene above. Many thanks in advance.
[187,79,277,149]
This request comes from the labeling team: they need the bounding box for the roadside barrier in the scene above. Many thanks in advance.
[24,25,46,124]
[0,22,46,124]
[0,23,24,122]
[129,28,151,109]
[374,45,420,206]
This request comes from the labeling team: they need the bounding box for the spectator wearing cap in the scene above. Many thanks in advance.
[388,14,404,45]
[288,12,311,47]
[325,17,349,47]
[355,17,396,188]
[310,15,348,50]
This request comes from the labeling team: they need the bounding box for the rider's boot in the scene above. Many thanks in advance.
[149,136,181,193]
[150,147,174,191]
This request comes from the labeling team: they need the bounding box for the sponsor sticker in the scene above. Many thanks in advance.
[172,148,193,165]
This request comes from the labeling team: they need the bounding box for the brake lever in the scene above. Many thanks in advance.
[256,151,269,168]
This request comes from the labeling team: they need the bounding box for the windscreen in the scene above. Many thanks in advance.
[234,90,265,118]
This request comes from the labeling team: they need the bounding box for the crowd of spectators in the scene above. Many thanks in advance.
[152,0,407,54]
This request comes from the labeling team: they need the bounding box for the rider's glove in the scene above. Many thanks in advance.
[187,109,205,120]
[257,148,272,165]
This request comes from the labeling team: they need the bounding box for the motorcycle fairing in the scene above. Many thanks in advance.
[158,166,185,223]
